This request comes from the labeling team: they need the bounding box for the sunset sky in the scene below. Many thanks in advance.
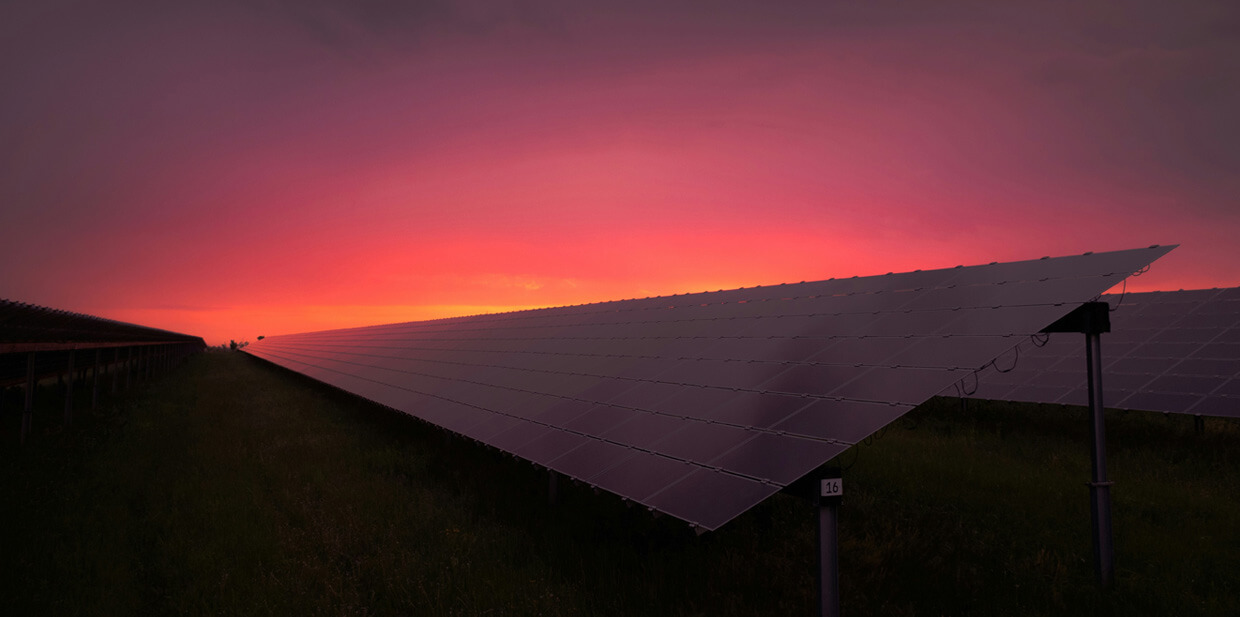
[3,1,1238,345]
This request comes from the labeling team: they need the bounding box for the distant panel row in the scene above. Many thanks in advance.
[1,298,205,351]
[966,286,1240,418]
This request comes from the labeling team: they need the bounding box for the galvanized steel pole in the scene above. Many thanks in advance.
[1041,301,1116,587]
[1085,331,1115,587]
[64,349,76,426]
[22,352,35,445]
[91,349,100,410]
[818,474,842,617]
[111,347,120,395]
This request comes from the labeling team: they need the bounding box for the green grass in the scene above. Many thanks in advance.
[1,352,1237,616]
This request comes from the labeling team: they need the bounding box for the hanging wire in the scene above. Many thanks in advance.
[1031,332,1050,347]
[843,420,898,470]
[841,443,862,471]
[875,424,891,440]
[1110,278,1128,312]
[955,371,980,397]
[990,345,1020,373]
[951,381,970,419]
[1110,264,1150,312]
[955,343,1021,401]
[900,411,920,430]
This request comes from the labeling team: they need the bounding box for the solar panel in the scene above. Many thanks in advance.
[965,287,1240,418]
[245,246,1173,530]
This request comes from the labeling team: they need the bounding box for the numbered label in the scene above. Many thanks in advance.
[820,478,843,497]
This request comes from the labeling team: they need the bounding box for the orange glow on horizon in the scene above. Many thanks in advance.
[4,3,1237,346]
[98,243,1202,347]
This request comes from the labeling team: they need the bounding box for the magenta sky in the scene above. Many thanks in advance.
[2,1,1238,345]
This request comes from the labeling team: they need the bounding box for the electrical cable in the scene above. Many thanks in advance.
[1111,264,1149,312]
[991,345,1019,373]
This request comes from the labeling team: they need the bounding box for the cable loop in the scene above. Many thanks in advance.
[956,370,979,397]
[842,444,862,471]
[1111,264,1149,312]
[1111,279,1127,312]
[991,345,1019,373]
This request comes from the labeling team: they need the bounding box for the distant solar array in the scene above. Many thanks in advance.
[0,299,205,353]
[244,246,1173,530]
[1,299,207,443]
[1,298,206,387]
[965,287,1240,418]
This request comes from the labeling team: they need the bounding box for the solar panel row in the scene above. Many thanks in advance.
[0,298,206,351]
[966,286,1240,418]
[245,246,1173,529]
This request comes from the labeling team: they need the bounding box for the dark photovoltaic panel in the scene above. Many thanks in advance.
[1,298,206,353]
[965,287,1240,418]
[1,299,207,387]
[244,246,1173,530]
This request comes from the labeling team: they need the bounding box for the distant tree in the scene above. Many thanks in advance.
[257,335,265,341]
[230,340,238,350]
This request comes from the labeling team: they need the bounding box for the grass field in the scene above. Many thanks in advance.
[2,351,1237,616]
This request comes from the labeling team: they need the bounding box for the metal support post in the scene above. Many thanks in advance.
[64,350,76,426]
[817,472,843,617]
[549,470,560,505]
[1085,331,1115,587]
[1043,301,1116,587]
[91,349,100,410]
[22,352,35,445]
[125,347,133,390]
[1194,415,1204,435]
[111,347,119,395]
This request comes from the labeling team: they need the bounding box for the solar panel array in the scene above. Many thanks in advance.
[0,298,206,353]
[1,299,207,387]
[244,246,1173,530]
[965,287,1240,418]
